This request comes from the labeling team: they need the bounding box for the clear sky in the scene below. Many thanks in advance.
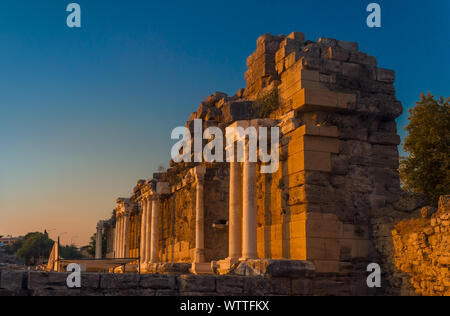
[0,0,448,246]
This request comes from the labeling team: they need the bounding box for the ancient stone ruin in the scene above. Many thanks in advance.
[85,32,448,296]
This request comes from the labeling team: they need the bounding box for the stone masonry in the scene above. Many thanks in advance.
[89,32,447,295]
[392,196,450,296]
[0,263,373,296]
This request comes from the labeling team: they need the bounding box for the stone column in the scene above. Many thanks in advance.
[117,215,123,258]
[145,197,152,264]
[150,195,159,263]
[123,212,129,258]
[119,215,125,258]
[194,167,206,263]
[95,222,103,259]
[229,161,243,261]
[114,218,119,258]
[241,158,257,260]
[139,199,147,262]
[115,216,120,258]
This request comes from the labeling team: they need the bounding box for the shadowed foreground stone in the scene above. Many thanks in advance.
[233,259,316,277]
[0,268,376,296]
[139,274,177,290]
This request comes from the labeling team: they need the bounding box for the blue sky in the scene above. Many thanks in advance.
[0,0,448,245]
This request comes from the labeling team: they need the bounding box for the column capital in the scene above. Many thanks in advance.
[193,166,206,184]
[97,220,106,230]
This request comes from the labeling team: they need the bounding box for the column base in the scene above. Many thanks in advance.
[140,262,148,273]
[216,257,241,275]
[190,262,214,275]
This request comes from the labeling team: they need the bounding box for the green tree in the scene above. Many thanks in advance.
[15,232,54,265]
[86,232,107,258]
[60,244,83,259]
[400,93,450,206]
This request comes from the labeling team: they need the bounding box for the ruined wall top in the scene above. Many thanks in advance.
[115,31,404,208]
[184,31,402,132]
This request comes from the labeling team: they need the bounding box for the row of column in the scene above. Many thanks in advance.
[228,159,257,261]
[139,195,160,265]
[95,222,103,259]
[114,213,129,258]
[111,159,255,265]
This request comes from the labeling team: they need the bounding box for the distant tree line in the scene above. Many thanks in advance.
[2,232,84,266]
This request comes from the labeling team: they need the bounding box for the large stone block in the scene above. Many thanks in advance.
[284,52,300,69]
[245,59,277,81]
[279,118,301,135]
[376,68,396,83]
[306,238,339,261]
[342,62,362,77]
[337,40,359,52]
[287,150,332,174]
[322,46,350,62]
[294,124,339,138]
[341,223,370,239]
[276,38,302,64]
[100,273,139,289]
[322,59,342,73]
[80,273,101,289]
[349,52,377,67]
[369,132,401,145]
[243,277,269,296]
[290,89,356,112]
[280,67,320,88]
[279,80,323,101]
[313,260,340,273]
[268,278,291,295]
[178,275,216,293]
[28,272,69,290]
[266,260,315,278]
[216,276,245,294]
[302,136,340,154]
[139,274,177,290]
[221,101,253,123]
[291,278,313,296]
[306,213,342,239]
[0,270,26,291]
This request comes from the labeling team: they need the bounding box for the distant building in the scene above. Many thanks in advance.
[0,235,23,247]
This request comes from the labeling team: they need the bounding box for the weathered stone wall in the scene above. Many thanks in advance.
[0,268,373,296]
[127,212,141,258]
[159,185,196,262]
[203,166,230,262]
[96,32,446,295]
[104,224,115,259]
[244,32,403,277]
[392,196,450,296]
[157,165,229,263]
